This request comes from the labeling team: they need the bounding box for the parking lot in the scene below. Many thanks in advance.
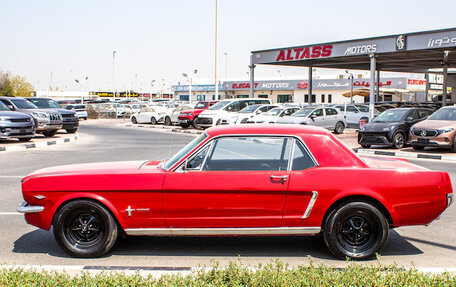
[0,120,455,270]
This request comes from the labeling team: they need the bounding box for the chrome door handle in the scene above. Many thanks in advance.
[270,175,288,183]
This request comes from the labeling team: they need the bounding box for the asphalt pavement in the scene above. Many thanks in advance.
[0,121,455,269]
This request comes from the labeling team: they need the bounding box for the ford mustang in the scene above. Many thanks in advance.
[18,125,454,259]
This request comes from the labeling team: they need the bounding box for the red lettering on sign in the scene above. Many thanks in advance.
[231,83,259,89]
[276,50,285,61]
[321,45,333,57]
[311,46,321,58]
[294,48,303,59]
[286,49,293,60]
[300,48,310,59]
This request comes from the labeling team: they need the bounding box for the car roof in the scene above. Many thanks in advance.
[205,124,331,138]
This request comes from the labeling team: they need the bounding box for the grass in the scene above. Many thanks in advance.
[1,260,455,286]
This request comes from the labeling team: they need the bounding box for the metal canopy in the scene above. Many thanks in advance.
[251,27,456,73]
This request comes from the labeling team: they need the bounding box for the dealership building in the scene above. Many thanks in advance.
[172,77,426,104]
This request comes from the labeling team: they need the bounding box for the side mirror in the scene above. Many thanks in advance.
[256,110,262,115]
[7,104,14,110]
[405,117,413,124]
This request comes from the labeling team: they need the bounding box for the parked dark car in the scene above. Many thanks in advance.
[0,97,62,137]
[27,98,79,134]
[358,108,433,149]
[0,101,35,141]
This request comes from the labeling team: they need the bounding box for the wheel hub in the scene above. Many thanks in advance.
[341,216,371,246]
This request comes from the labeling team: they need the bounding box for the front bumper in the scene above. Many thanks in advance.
[358,132,393,146]
[197,117,215,128]
[0,124,35,139]
[62,120,79,129]
[17,202,44,213]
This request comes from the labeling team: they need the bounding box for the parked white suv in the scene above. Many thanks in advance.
[197,98,271,128]
[220,104,278,125]
[334,104,379,126]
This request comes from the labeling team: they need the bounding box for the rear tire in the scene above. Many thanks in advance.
[66,128,78,134]
[180,123,190,129]
[164,116,172,126]
[42,130,57,137]
[53,200,118,258]
[131,117,137,124]
[334,121,345,134]
[323,201,389,260]
[450,135,456,153]
[192,117,199,129]
[150,117,157,125]
[360,144,371,149]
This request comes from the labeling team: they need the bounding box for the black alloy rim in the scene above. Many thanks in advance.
[395,134,404,148]
[336,122,343,133]
[337,213,376,253]
[65,211,103,246]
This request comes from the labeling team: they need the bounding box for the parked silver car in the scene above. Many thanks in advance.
[0,101,35,141]
[0,97,62,137]
[277,106,346,134]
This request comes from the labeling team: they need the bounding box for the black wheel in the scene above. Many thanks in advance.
[323,201,389,260]
[392,132,405,149]
[412,145,424,151]
[192,117,199,129]
[42,130,57,137]
[83,117,88,120]
[150,116,157,125]
[451,136,456,153]
[131,117,137,124]
[360,144,371,149]
[66,128,78,134]
[18,137,32,142]
[334,121,345,134]
[180,123,190,129]
[164,116,172,126]
[53,200,118,258]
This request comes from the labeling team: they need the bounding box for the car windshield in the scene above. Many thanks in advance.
[373,109,408,122]
[208,100,231,110]
[293,108,314,117]
[429,108,456,121]
[239,104,260,113]
[0,101,11,111]
[265,108,283,116]
[163,132,208,170]
[194,102,208,109]
[10,98,38,109]
[71,105,86,109]
[28,98,61,109]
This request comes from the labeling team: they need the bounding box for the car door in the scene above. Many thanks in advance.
[281,139,319,227]
[309,108,326,127]
[324,108,339,128]
[345,105,359,124]
[163,136,292,228]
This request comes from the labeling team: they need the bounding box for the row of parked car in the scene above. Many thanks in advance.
[0,97,88,142]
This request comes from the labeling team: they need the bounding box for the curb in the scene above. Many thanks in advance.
[354,148,456,162]
[0,135,79,153]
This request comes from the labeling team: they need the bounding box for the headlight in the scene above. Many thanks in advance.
[382,126,394,131]
[438,128,454,134]
[359,126,365,131]
[32,112,48,118]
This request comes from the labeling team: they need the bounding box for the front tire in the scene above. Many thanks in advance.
[412,145,424,151]
[53,200,118,258]
[131,117,137,124]
[192,117,199,129]
[360,144,371,149]
[150,116,157,125]
[334,121,345,134]
[323,201,389,260]
[392,132,405,149]
[164,116,172,126]
[42,130,57,137]
[66,128,78,134]
[180,123,190,129]
[18,137,33,142]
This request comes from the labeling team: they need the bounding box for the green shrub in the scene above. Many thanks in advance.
[1,260,455,286]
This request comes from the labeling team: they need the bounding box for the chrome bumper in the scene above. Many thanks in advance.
[17,202,44,213]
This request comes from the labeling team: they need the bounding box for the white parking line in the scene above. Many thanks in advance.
[0,212,21,215]
[0,176,24,179]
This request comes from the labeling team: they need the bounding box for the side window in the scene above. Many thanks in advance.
[209,102,217,107]
[346,106,357,112]
[292,140,316,171]
[325,108,337,116]
[336,105,345,111]
[311,109,323,117]
[259,106,270,112]
[408,110,419,120]
[203,137,292,171]
[418,109,430,118]
[225,101,240,112]
[185,145,211,170]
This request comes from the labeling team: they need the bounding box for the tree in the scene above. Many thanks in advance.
[0,72,34,97]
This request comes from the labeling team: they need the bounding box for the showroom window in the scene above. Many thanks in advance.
[305,94,309,103]
[321,94,325,103]
[277,94,292,103]
[311,94,316,103]
[328,94,332,103]
[180,95,189,101]
[258,94,268,98]
[203,137,292,171]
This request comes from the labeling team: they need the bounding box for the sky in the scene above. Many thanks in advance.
[1,0,456,93]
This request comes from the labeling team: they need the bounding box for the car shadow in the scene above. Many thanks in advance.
[13,229,422,260]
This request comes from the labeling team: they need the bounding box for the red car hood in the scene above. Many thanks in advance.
[23,160,161,180]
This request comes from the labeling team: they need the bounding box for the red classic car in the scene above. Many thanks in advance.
[178,100,218,128]
[18,125,453,259]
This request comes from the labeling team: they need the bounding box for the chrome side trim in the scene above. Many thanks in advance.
[448,193,454,208]
[302,191,318,219]
[17,202,44,213]
[125,226,321,236]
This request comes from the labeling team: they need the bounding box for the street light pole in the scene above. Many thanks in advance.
[345,70,354,104]
[224,52,228,78]
[214,0,219,100]
[113,51,116,100]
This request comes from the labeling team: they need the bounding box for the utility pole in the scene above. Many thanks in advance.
[113,51,116,99]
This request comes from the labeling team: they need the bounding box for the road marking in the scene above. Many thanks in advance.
[0,212,21,215]
[0,175,24,179]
